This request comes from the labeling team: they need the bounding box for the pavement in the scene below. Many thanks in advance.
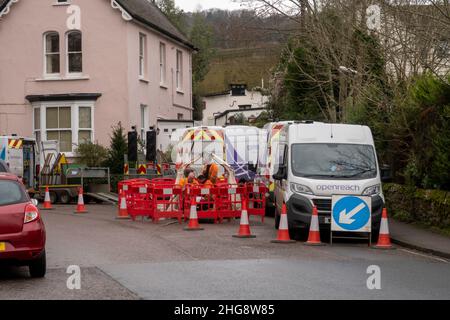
[0,203,449,300]
[390,219,450,259]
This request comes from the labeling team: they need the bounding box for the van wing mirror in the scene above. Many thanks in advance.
[273,165,287,181]
[380,165,392,183]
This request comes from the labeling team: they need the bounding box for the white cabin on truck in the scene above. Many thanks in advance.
[0,136,37,189]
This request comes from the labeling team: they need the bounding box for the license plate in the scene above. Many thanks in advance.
[324,217,331,224]
[0,242,6,252]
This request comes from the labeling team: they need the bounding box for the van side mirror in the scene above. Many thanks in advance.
[273,165,287,181]
[380,165,392,183]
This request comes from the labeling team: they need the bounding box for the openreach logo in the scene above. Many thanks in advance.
[366,4,381,31]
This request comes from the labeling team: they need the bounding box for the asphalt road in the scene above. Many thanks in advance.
[0,204,449,300]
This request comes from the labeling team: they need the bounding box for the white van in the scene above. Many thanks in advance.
[272,122,388,239]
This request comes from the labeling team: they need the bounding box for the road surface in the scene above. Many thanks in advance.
[1,204,449,300]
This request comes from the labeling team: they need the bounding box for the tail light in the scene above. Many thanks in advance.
[24,203,40,224]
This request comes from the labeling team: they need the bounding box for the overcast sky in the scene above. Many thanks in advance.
[175,0,244,12]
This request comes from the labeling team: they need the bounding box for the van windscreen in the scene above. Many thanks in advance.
[291,143,377,180]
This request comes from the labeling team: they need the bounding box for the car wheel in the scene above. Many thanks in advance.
[289,227,299,241]
[59,191,71,204]
[29,250,46,278]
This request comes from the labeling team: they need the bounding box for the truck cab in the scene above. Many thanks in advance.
[0,136,37,190]
[272,122,384,239]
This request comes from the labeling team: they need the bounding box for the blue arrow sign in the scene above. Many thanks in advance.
[332,196,371,231]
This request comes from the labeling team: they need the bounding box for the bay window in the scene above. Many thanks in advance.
[46,107,72,152]
[33,102,94,155]
[78,106,92,144]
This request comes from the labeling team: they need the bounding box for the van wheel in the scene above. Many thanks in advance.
[59,191,71,204]
[371,228,380,243]
[275,209,280,230]
[29,250,46,278]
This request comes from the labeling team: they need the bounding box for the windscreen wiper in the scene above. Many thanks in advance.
[331,161,373,171]
[301,174,339,178]
[339,168,375,178]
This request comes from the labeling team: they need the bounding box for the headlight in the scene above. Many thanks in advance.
[362,184,381,196]
[290,183,313,195]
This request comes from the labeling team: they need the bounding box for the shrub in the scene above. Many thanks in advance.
[75,142,108,167]
[104,122,128,174]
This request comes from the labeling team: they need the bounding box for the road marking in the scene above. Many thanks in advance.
[399,248,449,263]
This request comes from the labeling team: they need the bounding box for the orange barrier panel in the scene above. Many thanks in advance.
[152,185,183,224]
[127,182,154,221]
[216,184,246,223]
[184,185,219,223]
[246,182,268,223]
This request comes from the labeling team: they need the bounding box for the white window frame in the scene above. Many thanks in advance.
[140,104,149,143]
[32,101,95,157]
[160,42,166,85]
[176,50,183,91]
[139,33,147,79]
[66,30,83,77]
[45,106,73,153]
[78,106,94,145]
[43,31,60,78]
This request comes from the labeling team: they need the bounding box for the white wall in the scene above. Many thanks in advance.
[202,90,268,125]
[157,120,194,152]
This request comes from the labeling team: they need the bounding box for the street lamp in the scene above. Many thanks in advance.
[338,66,358,122]
[339,66,358,75]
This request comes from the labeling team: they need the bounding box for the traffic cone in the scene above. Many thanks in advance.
[184,197,204,231]
[42,187,54,210]
[305,206,325,246]
[116,190,130,219]
[271,203,296,243]
[373,208,394,249]
[233,200,256,238]
[74,187,88,214]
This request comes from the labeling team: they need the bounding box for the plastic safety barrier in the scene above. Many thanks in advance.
[118,178,152,195]
[119,179,269,225]
[216,184,245,223]
[246,182,268,222]
[152,184,183,224]
[184,185,219,223]
[127,182,154,221]
[152,178,176,185]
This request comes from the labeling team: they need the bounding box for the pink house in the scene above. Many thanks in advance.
[0,0,194,157]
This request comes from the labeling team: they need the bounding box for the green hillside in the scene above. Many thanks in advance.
[197,45,282,95]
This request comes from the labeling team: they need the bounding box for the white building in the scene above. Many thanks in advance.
[202,84,269,126]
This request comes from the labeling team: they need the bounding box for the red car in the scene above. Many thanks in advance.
[0,173,46,278]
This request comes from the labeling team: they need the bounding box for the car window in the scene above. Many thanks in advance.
[0,180,28,206]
